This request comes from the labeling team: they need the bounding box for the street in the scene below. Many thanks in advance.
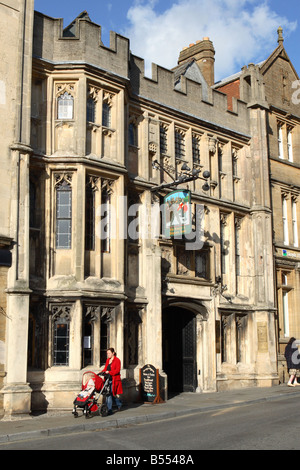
[1,394,300,451]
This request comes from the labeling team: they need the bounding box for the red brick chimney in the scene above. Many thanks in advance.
[178,37,215,86]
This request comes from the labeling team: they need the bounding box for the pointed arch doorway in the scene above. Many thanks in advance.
[162,306,197,393]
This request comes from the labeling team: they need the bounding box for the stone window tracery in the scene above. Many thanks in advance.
[56,84,75,120]
[51,305,72,366]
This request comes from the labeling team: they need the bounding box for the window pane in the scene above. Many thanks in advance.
[232,157,238,177]
[57,202,71,219]
[195,252,206,278]
[101,192,110,253]
[192,136,200,163]
[56,184,72,249]
[56,338,68,351]
[30,181,36,228]
[220,219,226,275]
[235,225,240,276]
[57,92,73,120]
[129,123,136,146]
[175,131,185,159]
[57,233,71,249]
[278,125,284,159]
[85,187,95,251]
[100,319,108,365]
[282,198,289,245]
[56,323,68,336]
[160,125,168,154]
[53,321,69,366]
[57,219,71,234]
[283,291,289,337]
[221,316,228,363]
[292,200,298,247]
[83,318,93,368]
[57,191,71,206]
[55,352,67,364]
[288,130,293,162]
[102,102,111,127]
[87,98,96,123]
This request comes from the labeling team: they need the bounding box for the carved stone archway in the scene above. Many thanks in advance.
[162,297,209,394]
[163,296,209,321]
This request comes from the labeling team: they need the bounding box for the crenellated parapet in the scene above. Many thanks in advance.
[33,10,250,137]
[33,11,130,79]
[129,54,250,136]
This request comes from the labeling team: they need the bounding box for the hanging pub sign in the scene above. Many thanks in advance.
[163,189,192,238]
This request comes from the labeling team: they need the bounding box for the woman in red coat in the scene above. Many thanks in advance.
[102,348,123,415]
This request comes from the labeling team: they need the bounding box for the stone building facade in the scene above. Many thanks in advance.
[0,0,35,416]
[0,3,284,417]
[215,28,300,384]
[262,33,300,382]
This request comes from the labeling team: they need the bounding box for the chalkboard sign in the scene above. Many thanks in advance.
[141,364,157,402]
[139,364,165,404]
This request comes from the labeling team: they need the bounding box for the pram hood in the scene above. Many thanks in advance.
[82,371,104,393]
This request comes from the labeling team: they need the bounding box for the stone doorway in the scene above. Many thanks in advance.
[162,306,197,393]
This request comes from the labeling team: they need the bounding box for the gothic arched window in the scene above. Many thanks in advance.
[57,91,74,120]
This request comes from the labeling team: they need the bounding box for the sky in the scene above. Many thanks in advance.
[34,0,300,81]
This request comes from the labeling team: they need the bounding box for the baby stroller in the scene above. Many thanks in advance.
[72,371,110,418]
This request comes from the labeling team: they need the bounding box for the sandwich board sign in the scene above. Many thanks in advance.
[139,364,165,404]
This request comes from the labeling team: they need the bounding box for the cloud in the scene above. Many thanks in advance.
[123,0,297,81]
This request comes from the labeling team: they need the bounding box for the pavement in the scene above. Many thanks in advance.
[1,384,300,444]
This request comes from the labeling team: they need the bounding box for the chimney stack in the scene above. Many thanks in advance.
[178,37,215,86]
